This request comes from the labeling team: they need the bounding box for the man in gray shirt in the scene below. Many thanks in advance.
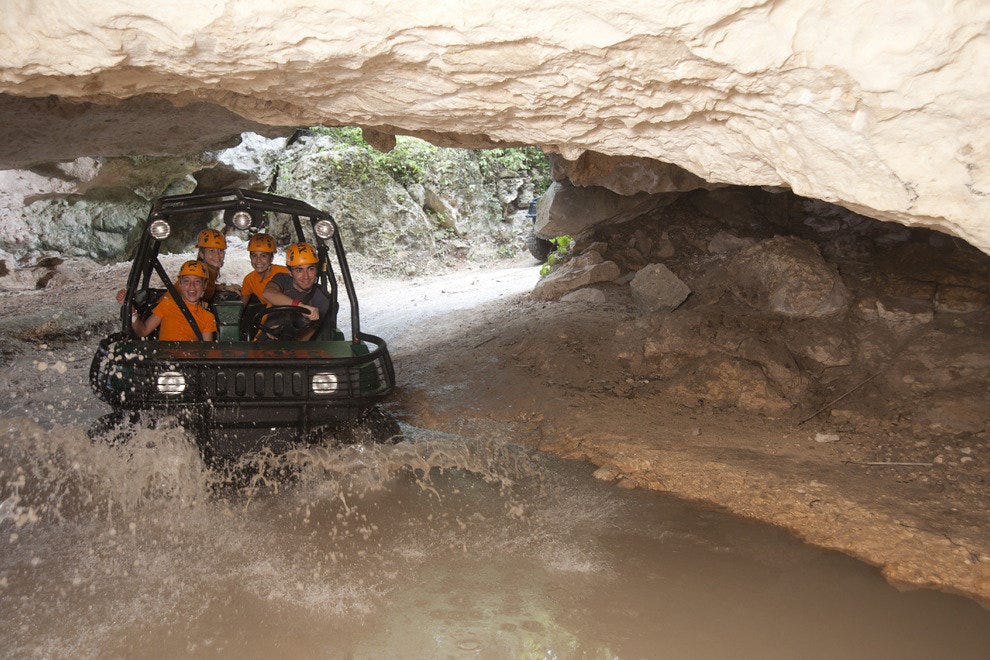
[262,242,334,340]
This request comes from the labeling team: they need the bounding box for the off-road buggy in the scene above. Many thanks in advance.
[89,189,397,457]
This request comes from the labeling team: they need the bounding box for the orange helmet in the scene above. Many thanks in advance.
[248,233,276,253]
[196,228,227,249]
[178,260,208,279]
[286,242,319,267]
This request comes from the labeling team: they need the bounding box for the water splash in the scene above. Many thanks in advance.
[0,416,211,527]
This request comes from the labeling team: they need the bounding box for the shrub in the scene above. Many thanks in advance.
[539,235,574,276]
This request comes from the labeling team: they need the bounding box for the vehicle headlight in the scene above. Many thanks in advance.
[311,372,339,395]
[314,219,335,239]
[156,371,186,395]
[149,219,171,240]
[231,210,253,230]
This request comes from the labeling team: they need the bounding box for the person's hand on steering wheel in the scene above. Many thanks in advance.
[297,302,319,322]
[246,304,316,341]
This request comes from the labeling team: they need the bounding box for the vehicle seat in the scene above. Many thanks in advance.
[132,288,166,340]
[313,323,345,341]
[212,299,243,342]
[133,288,166,319]
[310,294,342,341]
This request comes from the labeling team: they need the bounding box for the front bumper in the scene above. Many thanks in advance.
[90,333,395,429]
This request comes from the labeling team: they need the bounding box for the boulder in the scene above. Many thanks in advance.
[666,356,793,415]
[360,127,396,153]
[792,334,853,368]
[550,151,717,196]
[405,183,426,207]
[560,287,607,304]
[629,263,690,312]
[534,181,677,239]
[935,285,988,313]
[532,251,620,300]
[725,236,850,318]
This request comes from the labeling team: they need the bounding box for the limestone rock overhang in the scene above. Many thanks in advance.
[0,1,986,252]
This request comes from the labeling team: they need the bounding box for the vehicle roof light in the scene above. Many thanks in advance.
[314,219,335,239]
[231,210,253,230]
[149,219,171,240]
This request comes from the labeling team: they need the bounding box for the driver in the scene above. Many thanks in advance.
[261,242,332,340]
[131,261,217,341]
[240,233,287,305]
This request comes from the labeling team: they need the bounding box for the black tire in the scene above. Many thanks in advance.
[526,231,554,261]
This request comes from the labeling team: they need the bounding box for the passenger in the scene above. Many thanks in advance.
[240,234,288,305]
[114,227,238,306]
[261,242,332,340]
[195,229,240,303]
[131,261,217,341]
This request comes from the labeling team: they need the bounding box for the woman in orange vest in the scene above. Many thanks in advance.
[240,233,288,305]
[195,228,241,302]
[131,261,217,341]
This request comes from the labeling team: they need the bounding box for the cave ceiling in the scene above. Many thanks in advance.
[0,1,986,252]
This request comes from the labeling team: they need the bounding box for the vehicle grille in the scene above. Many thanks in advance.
[104,357,391,406]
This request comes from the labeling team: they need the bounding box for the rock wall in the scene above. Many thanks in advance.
[0,132,542,273]
[532,185,989,420]
[0,2,986,253]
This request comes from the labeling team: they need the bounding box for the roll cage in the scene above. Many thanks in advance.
[120,188,362,343]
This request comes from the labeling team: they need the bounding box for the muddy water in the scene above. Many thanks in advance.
[1,419,988,658]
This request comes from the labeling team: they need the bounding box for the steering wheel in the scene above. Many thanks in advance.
[244,305,313,341]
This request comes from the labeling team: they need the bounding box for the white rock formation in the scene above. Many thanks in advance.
[0,1,987,252]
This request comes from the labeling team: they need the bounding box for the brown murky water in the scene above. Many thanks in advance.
[1,419,988,658]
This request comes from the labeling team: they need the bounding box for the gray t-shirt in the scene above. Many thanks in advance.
[269,272,332,319]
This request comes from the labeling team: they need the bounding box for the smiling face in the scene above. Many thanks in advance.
[177,274,205,304]
[199,247,225,270]
[249,250,274,275]
[289,264,317,292]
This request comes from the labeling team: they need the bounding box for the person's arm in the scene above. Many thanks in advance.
[202,331,215,341]
[132,312,162,338]
[263,282,319,321]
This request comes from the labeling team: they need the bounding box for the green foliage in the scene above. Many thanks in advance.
[304,127,550,191]
[307,125,366,146]
[305,128,438,186]
[478,146,551,188]
[539,235,574,276]
[377,137,438,186]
